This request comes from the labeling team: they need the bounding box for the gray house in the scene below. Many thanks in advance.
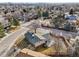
[25,32,46,47]
[0,15,10,32]
[25,31,56,48]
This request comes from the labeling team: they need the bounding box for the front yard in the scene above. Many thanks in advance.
[35,40,68,56]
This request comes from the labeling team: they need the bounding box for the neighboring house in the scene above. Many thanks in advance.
[66,15,77,20]
[65,14,78,20]
[12,11,23,20]
[0,15,10,29]
[65,12,78,22]
[64,13,77,31]
[27,12,38,20]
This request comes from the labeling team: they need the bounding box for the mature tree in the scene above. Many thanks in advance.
[8,18,13,26]
[36,6,40,9]
[42,10,49,17]
[22,9,27,12]
[4,10,8,14]
[72,39,79,56]
[69,8,74,15]
[37,10,42,17]
[0,23,5,38]
[12,18,20,27]
[51,15,65,28]
[54,39,62,56]
[32,21,40,33]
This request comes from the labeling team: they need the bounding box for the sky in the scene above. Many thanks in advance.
[0,0,79,3]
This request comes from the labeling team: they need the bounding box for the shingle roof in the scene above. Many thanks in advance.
[65,15,77,20]
[25,32,45,47]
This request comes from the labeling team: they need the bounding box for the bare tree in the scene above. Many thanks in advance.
[54,38,62,56]
[32,20,40,33]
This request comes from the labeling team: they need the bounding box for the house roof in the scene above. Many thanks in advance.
[36,28,50,36]
[35,34,46,40]
[25,32,45,47]
[0,15,9,28]
[20,48,49,57]
[65,14,78,20]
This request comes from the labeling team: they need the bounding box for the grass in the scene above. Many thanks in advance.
[35,46,47,52]
[35,45,56,55]
[35,40,67,56]
[41,47,56,55]
[16,39,28,49]
[0,32,6,39]
[10,26,20,32]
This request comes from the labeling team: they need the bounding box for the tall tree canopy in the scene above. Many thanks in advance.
[0,23,5,38]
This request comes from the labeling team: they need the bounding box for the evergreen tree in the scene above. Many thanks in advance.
[37,10,41,17]
[13,19,20,27]
[0,23,5,38]
[69,8,74,15]
[42,10,49,17]
[23,9,27,12]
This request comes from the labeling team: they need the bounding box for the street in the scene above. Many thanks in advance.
[0,20,35,56]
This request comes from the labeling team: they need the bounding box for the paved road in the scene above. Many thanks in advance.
[0,20,34,56]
